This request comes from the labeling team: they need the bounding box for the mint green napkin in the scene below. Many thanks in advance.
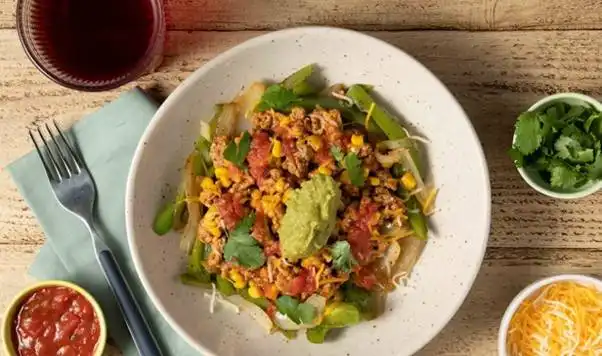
[7,88,199,356]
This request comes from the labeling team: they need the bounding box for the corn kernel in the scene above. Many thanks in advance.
[248,285,263,299]
[279,116,291,126]
[401,172,417,191]
[283,189,293,203]
[369,177,380,186]
[215,167,229,180]
[351,134,364,147]
[301,256,321,269]
[307,135,322,151]
[201,177,216,190]
[263,284,278,300]
[229,270,246,289]
[208,226,221,238]
[363,167,370,178]
[218,176,232,188]
[340,171,350,184]
[275,178,286,192]
[272,139,283,158]
[318,165,332,176]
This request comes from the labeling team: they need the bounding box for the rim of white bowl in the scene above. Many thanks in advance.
[497,274,602,356]
[125,26,491,356]
[514,92,602,199]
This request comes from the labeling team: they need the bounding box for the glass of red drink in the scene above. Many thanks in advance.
[16,0,165,91]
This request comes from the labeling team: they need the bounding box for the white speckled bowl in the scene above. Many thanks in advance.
[126,27,491,356]
[513,93,602,199]
[498,274,602,356]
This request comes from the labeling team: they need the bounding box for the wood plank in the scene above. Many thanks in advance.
[1,245,600,355]
[2,29,602,249]
[3,0,602,31]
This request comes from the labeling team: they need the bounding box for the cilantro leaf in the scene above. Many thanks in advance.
[223,213,266,269]
[276,296,300,321]
[507,148,524,168]
[549,164,579,189]
[331,241,358,273]
[229,213,257,246]
[343,153,365,187]
[224,131,251,170]
[297,303,317,324]
[554,135,595,163]
[275,296,316,324]
[255,85,300,112]
[514,112,543,155]
[330,145,345,162]
[588,153,602,180]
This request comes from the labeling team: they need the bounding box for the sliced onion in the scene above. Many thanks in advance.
[374,149,404,168]
[376,138,416,151]
[305,294,327,316]
[381,241,401,275]
[273,294,326,330]
[273,312,304,331]
[213,103,239,138]
[227,295,274,333]
[235,82,266,119]
[392,236,426,281]
[180,156,201,254]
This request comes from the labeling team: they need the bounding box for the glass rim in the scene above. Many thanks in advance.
[15,0,166,92]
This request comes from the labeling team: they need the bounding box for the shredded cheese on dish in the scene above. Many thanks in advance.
[507,281,602,356]
[365,102,376,129]
[204,283,240,314]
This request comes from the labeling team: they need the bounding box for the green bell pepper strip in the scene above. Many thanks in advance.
[346,84,424,177]
[281,64,317,96]
[179,273,211,287]
[407,197,428,240]
[215,275,236,296]
[185,239,212,283]
[152,201,174,235]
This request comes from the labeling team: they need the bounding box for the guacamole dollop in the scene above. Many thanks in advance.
[278,174,342,261]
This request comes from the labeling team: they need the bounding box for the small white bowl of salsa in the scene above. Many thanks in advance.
[2,280,106,356]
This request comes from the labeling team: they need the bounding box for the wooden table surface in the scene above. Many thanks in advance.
[2,1,602,355]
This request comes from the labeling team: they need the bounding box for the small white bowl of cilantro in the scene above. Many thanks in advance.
[510,92,602,199]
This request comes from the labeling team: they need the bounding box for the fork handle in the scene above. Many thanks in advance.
[98,250,163,356]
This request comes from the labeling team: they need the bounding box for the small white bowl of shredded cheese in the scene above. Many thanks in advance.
[498,274,602,356]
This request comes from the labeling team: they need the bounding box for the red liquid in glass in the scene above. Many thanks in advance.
[36,0,155,82]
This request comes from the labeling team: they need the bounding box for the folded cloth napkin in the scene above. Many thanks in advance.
[7,87,199,355]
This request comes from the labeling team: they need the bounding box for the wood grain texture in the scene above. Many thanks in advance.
[2,0,602,31]
[0,246,600,355]
[2,30,602,249]
[1,28,602,355]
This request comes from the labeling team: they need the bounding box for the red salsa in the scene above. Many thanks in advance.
[12,286,101,356]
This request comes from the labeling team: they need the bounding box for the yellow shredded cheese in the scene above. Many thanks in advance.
[364,102,376,129]
[319,277,349,286]
[507,281,602,356]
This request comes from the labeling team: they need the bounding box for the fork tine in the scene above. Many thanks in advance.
[29,129,60,182]
[45,123,74,177]
[36,126,67,180]
[52,120,82,174]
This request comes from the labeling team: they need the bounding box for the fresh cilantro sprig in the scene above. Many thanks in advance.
[275,296,317,324]
[509,102,602,189]
[330,146,345,162]
[331,241,358,273]
[343,153,365,187]
[223,213,266,269]
[255,85,301,112]
[330,145,365,187]
[224,131,251,170]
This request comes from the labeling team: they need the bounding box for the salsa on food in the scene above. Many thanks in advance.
[12,286,101,356]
